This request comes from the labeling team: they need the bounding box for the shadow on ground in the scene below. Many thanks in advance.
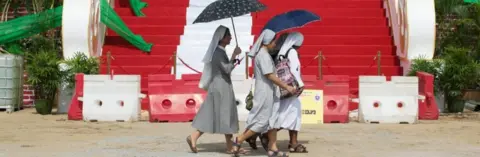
[196,140,309,156]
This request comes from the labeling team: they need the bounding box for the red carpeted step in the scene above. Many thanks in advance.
[259,0,382,8]
[115,0,189,8]
[253,8,385,18]
[252,26,390,36]
[102,55,174,66]
[115,7,186,16]
[104,35,180,46]
[103,45,177,56]
[254,17,388,27]
[121,16,187,26]
[255,35,392,45]
[299,55,399,66]
[301,66,402,76]
[99,65,171,75]
[108,35,392,46]
[107,26,185,36]
[297,45,395,55]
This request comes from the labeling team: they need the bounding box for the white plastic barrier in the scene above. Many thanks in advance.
[232,75,254,121]
[82,75,145,122]
[358,76,421,124]
[175,2,254,79]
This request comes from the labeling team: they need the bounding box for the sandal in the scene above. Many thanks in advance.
[268,149,289,157]
[246,134,258,150]
[288,144,308,153]
[226,148,248,154]
[186,135,198,153]
[260,133,269,151]
[231,137,243,157]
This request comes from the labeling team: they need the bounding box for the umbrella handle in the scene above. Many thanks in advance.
[230,17,239,46]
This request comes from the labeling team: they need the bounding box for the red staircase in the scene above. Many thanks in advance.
[252,0,402,110]
[101,0,189,110]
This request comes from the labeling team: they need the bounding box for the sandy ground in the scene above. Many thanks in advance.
[0,109,479,157]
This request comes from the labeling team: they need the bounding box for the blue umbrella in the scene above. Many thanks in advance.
[262,9,321,33]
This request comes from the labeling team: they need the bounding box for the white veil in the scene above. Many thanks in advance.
[248,29,276,57]
[278,32,304,56]
[198,25,228,90]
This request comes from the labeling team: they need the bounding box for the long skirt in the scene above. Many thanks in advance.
[191,78,239,134]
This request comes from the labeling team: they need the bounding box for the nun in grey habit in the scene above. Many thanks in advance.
[186,25,244,154]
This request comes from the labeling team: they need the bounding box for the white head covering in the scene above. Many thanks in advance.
[202,25,228,63]
[199,25,229,90]
[248,29,276,57]
[278,32,304,56]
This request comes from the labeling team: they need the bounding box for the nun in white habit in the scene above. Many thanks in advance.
[274,32,308,153]
[231,29,295,157]
[186,25,243,154]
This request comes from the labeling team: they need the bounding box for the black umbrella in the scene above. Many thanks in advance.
[192,0,267,45]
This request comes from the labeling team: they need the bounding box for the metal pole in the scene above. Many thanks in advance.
[377,51,381,75]
[107,51,111,75]
[318,51,323,80]
[245,57,249,79]
[173,51,177,76]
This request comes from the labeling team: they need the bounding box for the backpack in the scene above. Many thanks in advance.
[276,48,304,99]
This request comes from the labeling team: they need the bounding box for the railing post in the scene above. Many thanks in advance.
[173,51,177,76]
[245,56,249,79]
[107,51,111,75]
[318,51,323,80]
[377,51,381,75]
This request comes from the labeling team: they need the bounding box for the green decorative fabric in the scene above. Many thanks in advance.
[0,6,62,45]
[100,0,152,52]
[130,0,148,17]
[0,1,152,53]
[465,0,480,3]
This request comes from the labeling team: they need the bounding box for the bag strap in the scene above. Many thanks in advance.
[278,48,294,60]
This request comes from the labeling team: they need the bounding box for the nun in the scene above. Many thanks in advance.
[260,32,308,153]
[186,25,243,154]
[231,29,295,157]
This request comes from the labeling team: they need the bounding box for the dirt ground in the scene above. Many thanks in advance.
[0,109,479,157]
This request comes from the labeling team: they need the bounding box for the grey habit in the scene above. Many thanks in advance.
[245,47,281,133]
[191,47,239,134]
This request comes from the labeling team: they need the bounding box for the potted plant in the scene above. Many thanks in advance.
[408,58,446,111]
[56,52,99,113]
[61,52,100,89]
[26,49,62,115]
[437,46,480,112]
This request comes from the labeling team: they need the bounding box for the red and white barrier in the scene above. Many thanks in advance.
[358,76,422,124]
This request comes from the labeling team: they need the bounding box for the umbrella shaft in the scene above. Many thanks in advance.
[230,17,239,46]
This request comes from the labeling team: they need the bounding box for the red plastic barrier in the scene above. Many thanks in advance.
[322,75,350,123]
[181,74,201,85]
[144,74,176,111]
[148,75,206,122]
[417,72,439,120]
[68,73,84,120]
[302,75,324,90]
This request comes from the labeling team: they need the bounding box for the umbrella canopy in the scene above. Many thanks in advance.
[192,0,266,24]
[262,9,321,33]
